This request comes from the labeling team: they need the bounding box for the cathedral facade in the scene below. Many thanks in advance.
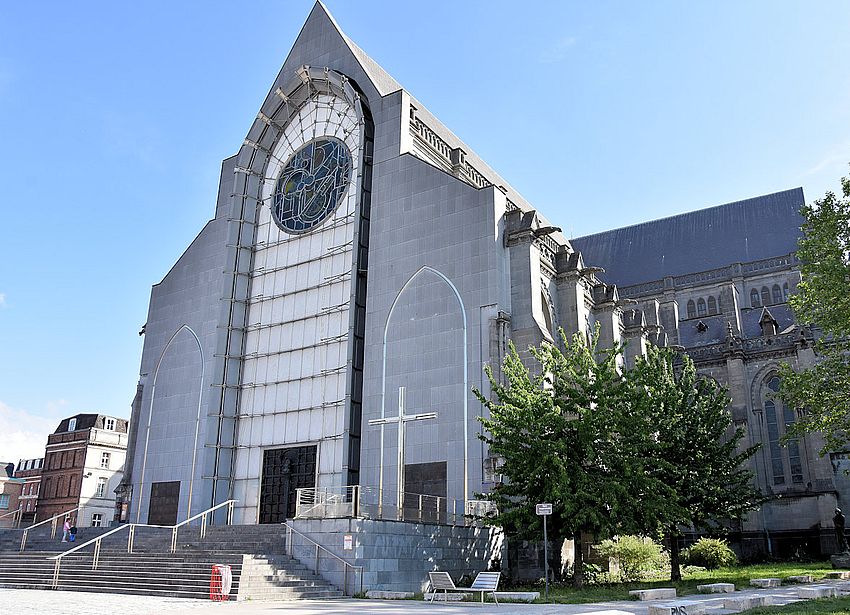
[120,2,841,558]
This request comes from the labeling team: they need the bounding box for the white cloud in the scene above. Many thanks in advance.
[539,36,577,63]
[801,140,850,178]
[0,293,5,307]
[0,401,58,465]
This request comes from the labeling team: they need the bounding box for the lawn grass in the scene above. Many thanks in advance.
[746,596,850,614]
[511,561,835,604]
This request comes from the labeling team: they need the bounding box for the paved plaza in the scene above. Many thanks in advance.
[0,584,832,615]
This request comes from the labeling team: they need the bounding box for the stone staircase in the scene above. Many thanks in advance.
[0,523,344,601]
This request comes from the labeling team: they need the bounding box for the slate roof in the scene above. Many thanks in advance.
[570,188,805,288]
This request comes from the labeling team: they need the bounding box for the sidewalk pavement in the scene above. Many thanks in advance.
[0,581,840,615]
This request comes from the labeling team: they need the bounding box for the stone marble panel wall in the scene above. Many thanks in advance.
[289,517,503,593]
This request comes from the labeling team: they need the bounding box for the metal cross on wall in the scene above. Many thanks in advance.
[368,387,437,519]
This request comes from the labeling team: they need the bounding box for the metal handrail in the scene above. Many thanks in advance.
[20,506,84,551]
[168,499,236,552]
[46,499,238,588]
[282,520,363,595]
[0,506,23,528]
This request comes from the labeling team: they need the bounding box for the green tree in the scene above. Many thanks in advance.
[475,329,674,587]
[629,346,763,581]
[781,168,850,453]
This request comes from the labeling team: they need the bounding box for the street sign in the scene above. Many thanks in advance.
[535,503,553,601]
[536,503,552,516]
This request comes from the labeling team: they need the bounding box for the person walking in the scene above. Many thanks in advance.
[61,517,71,543]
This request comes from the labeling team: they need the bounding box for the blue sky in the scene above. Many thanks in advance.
[0,1,848,462]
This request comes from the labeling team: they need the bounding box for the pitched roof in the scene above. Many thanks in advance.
[569,188,805,288]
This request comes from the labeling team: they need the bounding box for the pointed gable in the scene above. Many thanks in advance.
[258,1,400,114]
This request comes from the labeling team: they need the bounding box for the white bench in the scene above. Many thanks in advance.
[428,571,501,604]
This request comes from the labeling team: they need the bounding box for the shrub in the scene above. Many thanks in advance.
[594,535,666,582]
[682,538,737,569]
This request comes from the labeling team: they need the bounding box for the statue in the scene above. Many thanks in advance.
[835,508,847,553]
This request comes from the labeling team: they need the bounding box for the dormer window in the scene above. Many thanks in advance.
[68,418,77,432]
[105,418,115,431]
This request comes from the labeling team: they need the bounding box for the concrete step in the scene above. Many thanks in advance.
[0,525,345,601]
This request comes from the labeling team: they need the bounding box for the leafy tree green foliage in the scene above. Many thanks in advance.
[682,537,738,569]
[781,169,850,453]
[628,346,763,581]
[475,329,674,587]
[594,535,666,582]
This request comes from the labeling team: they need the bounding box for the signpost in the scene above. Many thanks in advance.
[536,503,552,600]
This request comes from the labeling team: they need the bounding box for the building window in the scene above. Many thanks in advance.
[100,452,111,469]
[708,296,718,315]
[772,284,782,304]
[68,418,77,431]
[105,418,115,431]
[750,289,761,308]
[697,298,707,317]
[687,300,696,319]
[91,513,102,527]
[0,494,9,509]
[783,282,790,301]
[761,286,771,306]
[96,478,108,498]
[763,375,804,486]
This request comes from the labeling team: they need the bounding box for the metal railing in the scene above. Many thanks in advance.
[47,500,237,588]
[0,506,23,528]
[20,506,85,551]
[295,485,479,525]
[282,520,363,596]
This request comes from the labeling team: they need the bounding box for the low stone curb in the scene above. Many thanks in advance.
[629,588,676,601]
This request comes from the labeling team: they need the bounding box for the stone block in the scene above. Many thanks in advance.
[424,592,467,601]
[797,586,838,599]
[724,596,777,611]
[493,592,539,602]
[366,590,414,599]
[697,583,735,593]
[630,588,677,600]
[750,578,781,588]
[824,570,850,579]
[648,601,706,615]
[830,554,850,569]
[785,575,814,583]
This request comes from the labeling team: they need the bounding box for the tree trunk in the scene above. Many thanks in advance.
[573,530,585,588]
[668,528,682,582]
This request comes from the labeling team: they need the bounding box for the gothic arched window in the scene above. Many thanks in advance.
[772,284,782,304]
[763,375,804,486]
[751,289,761,308]
[761,286,771,306]
[697,298,707,317]
[687,300,696,319]
[708,296,718,315]
[783,282,790,301]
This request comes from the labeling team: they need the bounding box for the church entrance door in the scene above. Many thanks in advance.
[148,481,180,525]
[259,445,317,523]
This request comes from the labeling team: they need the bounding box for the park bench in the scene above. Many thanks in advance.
[428,571,501,604]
